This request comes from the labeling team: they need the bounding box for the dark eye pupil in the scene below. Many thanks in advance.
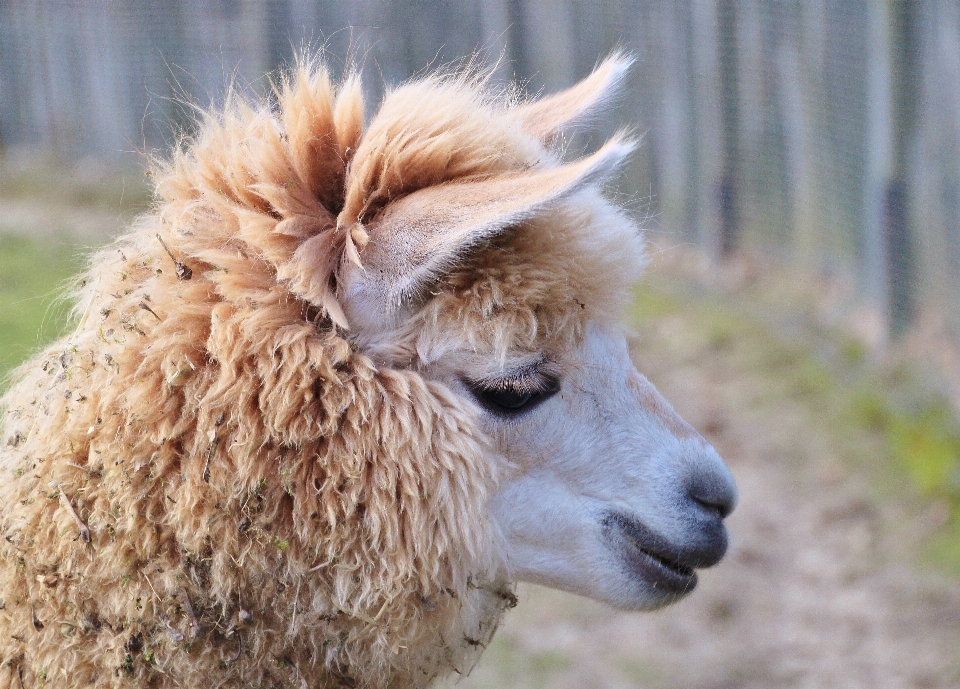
[484,388,534,410]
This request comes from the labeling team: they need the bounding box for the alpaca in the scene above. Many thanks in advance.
[0,56,736,688]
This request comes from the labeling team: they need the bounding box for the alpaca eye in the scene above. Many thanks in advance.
[465,375,560,416]
[483,388,535,410]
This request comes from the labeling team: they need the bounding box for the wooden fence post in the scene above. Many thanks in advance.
[717,0,741,257]
[885,0,920,336]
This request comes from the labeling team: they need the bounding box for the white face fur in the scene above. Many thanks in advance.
[340,195,737,610]
[421,320,737,610]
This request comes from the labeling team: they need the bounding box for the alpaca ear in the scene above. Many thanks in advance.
[516,53,633,144]
[340,136,634,332]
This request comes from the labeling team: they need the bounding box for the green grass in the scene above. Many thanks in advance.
[0,157,148,388]
[0,234,88,385]
[859,393,960,570]
[460,631,574,689]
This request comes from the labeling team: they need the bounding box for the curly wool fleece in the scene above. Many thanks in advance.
[0,58,639,688]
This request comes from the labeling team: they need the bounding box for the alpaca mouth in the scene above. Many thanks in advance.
[626,545,698,594]
[602,512,700,596]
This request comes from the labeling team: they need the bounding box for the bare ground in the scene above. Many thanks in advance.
[452,259,960,689]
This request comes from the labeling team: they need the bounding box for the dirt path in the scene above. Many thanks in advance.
[453,267,960,689]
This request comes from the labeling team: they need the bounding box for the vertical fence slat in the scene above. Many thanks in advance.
[717,0,741,256]
[886,0,921,336]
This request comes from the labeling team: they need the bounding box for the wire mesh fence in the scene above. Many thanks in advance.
[1,0,958,345]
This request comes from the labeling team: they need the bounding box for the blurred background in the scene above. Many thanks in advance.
[1,1,959,687]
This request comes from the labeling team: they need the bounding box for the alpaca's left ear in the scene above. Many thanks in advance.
[515,53,633,144]
[339,136,633,334]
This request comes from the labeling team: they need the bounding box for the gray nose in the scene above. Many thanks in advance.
[686,454,737,520]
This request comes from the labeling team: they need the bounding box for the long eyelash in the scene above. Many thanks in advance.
[466,357,561,393]
[489,375,556,394]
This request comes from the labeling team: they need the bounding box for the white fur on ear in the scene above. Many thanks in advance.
[515,53,634,144]
[339,135,635,334]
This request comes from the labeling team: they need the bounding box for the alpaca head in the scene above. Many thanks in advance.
[339,55,737,611]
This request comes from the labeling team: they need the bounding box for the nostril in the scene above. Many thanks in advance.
[692,493,733,519]
[687,473,736,520]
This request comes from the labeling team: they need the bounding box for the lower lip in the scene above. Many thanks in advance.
[622,542,698,596]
